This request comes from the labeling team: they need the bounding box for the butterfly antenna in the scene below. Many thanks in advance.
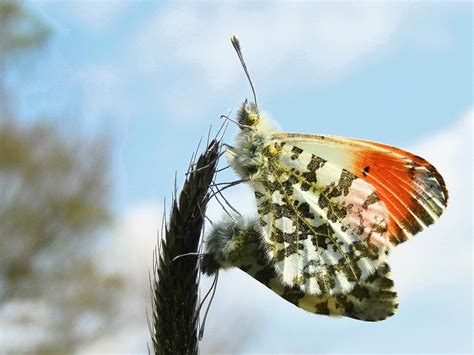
[231,35,258,109]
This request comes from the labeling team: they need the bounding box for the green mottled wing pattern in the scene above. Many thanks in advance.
[250,142,391,296]
[202,219,398,321]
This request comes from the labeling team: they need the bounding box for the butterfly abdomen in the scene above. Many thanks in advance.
[202,218,267,276]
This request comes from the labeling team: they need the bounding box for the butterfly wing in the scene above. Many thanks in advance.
[264,261,399,322]
[250,133,447,296]
[271,133,448,245]
[203,217,398,321]
[243,240,399,322]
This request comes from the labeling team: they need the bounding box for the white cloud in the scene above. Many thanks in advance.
[100,203,162,291]
[81,203,162,353]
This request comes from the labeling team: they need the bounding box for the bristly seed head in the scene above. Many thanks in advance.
[237,101,260,128]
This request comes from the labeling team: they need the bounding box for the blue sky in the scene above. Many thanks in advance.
[7,1,473,353]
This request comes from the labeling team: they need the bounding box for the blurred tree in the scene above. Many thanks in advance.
[0,0,51,118]
[0,1,123,353]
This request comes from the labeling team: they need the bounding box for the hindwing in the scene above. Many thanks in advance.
[202,217,398,321]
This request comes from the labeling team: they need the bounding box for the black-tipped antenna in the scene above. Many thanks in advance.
[231,35,258,108]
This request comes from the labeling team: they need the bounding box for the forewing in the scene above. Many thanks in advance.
[271,133,448,245]
[252,143,391,296]
[252,133,447,296]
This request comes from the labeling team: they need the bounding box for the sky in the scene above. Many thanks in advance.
[7,1,473,354]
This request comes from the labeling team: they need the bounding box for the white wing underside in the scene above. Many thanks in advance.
[253,141,391,296]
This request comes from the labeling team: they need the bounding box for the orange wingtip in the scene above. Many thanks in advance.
[352,146,448,245]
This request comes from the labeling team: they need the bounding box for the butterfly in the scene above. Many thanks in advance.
[201,36,448,321]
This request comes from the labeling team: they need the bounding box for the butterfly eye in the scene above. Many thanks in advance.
[246,112,259,126]
[237,101,259,127]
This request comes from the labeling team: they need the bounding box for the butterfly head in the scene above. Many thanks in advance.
[237,101,260,128]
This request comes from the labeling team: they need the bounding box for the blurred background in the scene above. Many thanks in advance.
[0,1,471,353]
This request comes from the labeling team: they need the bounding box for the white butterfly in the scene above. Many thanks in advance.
[202,36,448,321]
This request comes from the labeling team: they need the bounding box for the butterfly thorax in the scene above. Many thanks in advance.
[228,102,277,180]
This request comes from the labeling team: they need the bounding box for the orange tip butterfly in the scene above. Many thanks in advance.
[202,35,448,321]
